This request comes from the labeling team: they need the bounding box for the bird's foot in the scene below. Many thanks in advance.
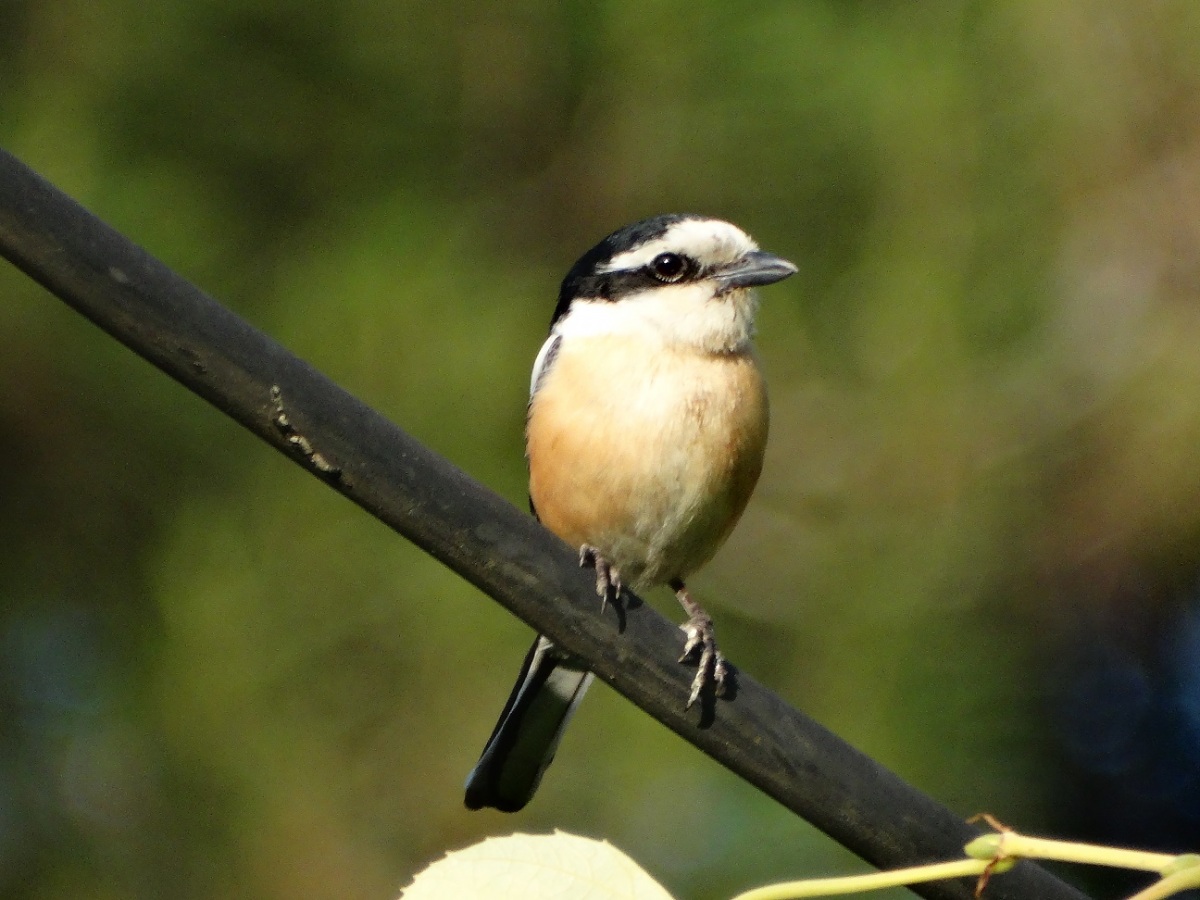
[673,581,728,709]
[579,544,622,612]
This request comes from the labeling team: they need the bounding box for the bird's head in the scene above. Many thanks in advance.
[551,214,797,354]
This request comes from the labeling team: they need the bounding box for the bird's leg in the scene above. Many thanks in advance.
[670,578,728,709]
[579,544,622,612]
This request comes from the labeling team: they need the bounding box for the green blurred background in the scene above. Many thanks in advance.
[4,2,1200,898]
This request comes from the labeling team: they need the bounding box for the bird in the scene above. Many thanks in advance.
[464,213,797,812]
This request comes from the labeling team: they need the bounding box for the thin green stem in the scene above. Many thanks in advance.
[1125,862,1200,900]
[728,859,989,900]
[966,833,1177,873]
[732,829,1200,900]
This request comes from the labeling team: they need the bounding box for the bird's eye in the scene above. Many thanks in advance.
[649,252,687,283]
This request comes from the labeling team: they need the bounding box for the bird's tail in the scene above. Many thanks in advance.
[464,635,593,812]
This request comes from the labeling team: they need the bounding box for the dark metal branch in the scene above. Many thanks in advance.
[0,147,1088,900]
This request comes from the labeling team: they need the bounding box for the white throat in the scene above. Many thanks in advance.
[554,283,759,355]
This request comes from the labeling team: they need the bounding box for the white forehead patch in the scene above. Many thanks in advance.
[599,218,759,274]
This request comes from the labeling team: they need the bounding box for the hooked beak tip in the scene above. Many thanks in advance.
[715,251,797,291]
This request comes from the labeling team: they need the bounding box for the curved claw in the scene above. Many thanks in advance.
[680,615,728,709]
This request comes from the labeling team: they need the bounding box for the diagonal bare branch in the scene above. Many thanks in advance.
[0,147,1089,900]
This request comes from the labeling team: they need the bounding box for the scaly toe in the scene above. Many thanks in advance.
[579,544,621,612]
[680,616,724,709]
[679,620,703,662]
[687,668,705,709]
[712,651,728,697]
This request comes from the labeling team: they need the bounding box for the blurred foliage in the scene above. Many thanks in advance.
[4,2,1200,899]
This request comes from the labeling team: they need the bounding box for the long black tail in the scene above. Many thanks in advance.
[464,635,593,812]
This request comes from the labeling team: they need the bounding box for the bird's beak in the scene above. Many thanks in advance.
[713,251,798,292]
